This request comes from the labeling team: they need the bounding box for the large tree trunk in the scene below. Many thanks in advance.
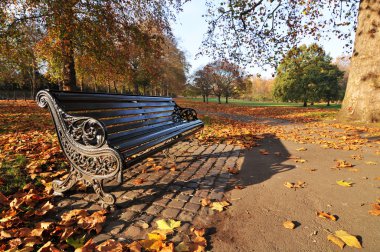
[59,2,77,91]
[339,1,380,123]
[61,41,77,91]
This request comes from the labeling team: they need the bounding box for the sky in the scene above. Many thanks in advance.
[170,0,353,78]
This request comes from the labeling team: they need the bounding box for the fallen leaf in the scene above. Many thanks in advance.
[350,154,363,160]
[296,147,307,151]
[317,211,337,221]
[284,182,294,189]
[334,230,362,249]
[369,203,380,216]
[156,219,181,232]
[295,159,307,163]
[95,239,123,252]
[191,227,206,237]
[234,185,244,190]
[336,180,353,187]
[133,178,145,185]
[227,167,239,174]
[335,160,353,168]
[201,198,211,207]
[365,161,377,165]
[327,234,345,249]
[175,242,189,252]
[283,221,296,229]
[210,201,230,212]
[259,149,269,155]
[147,232,167,241]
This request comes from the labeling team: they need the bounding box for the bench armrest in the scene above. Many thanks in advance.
[172,105,199,122]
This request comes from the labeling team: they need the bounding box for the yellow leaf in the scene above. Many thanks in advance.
[334,230,362,248]
[210,201,230,212]
[147,232,166,241]
[284,182,294,188]
[365,161,377,165]
[283,221,295,229]
[296,147,307,151]
[327,234,345,249]
[295,159,307,163]
[156,219,181,231]
[336,180,353,187]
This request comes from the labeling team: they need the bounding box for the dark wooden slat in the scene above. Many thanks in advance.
[110,122,179,145]
[62,101,175,111]
[102,112,173,126]
[108,121,174,141]
[106,117,173,134]
[71,107,174,119]
[121,121,203,158]
[125,129,201,166]
[116,120,203,151]
[52,91,173,102]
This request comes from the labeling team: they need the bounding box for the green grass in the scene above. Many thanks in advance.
[186,97,341,109]
[0,155,30,195]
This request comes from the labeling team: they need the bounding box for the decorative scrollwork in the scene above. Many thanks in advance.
[36,90,123,205]
[63,115,106,148]
[172,105,198,122]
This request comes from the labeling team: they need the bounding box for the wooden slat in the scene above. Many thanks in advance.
[121,121,203,158]
[106,117,173,134]
[61,101,175,111]
[116,120,203,151]
[108,121,174,141]
[52,91,173,102]
[125,129,201,166]
[102,112,173,127]
[71,107,174,119]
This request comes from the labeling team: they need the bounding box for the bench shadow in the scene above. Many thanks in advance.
[52,134,295,245]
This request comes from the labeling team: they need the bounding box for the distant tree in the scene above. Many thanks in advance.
[273,44,343,106]
[193,66,213,103]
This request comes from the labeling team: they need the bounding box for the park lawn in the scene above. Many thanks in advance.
[186,97,341,109]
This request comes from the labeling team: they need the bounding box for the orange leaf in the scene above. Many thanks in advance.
[317,211,337,221]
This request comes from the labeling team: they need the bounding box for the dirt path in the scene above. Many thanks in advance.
[196,112,380,251]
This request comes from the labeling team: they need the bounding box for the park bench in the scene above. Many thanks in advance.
[36,90,203,205]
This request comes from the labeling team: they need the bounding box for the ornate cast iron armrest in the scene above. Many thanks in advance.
[36,90,123,206]
[172,105,198,122]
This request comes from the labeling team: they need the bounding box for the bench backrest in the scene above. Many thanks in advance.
[50,91,178,141]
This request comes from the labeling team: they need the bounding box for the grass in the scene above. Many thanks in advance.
[0,155,30,195]
[186,97,341,109]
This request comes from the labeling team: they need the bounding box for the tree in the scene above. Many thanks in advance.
[193,66,213,103]
[202,0,379,122]
[273,44,343,106]
[1,0,186,91]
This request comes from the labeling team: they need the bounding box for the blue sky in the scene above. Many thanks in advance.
[171,0,353,78]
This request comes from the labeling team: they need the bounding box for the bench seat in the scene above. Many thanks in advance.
[36,90,203,205]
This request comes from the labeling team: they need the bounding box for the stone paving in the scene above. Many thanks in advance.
[53,138,244,243]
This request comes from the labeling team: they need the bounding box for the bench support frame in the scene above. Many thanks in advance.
[37,90,123,205]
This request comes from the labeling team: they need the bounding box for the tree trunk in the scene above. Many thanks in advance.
[218,95,221,104]
[327,100,330,106]
[113,80,118,93]
[203,95,206,103]
[339,1,380,123]
[206,96,209,103]
[225,96,229,104]
[303,101,307,107]
[61,42,77,91]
